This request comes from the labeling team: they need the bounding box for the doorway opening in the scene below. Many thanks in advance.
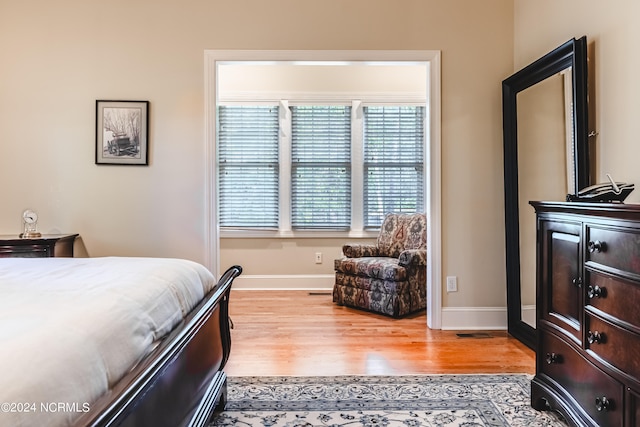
[204,50,442,328]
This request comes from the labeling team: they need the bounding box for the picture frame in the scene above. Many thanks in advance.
[95,100,149,165]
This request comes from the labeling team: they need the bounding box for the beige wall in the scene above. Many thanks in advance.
[0,1,513,315]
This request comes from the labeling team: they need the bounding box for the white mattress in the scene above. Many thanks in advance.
[0,257,217,427]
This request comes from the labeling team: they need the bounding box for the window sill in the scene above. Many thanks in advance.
[219,229,379,239]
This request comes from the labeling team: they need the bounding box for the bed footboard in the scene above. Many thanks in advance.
[74,265,242,427]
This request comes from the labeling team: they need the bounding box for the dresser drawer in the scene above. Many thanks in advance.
[586,270,640,327]
[540,329,623,426]
[586,226,640,275]
[586,314,640,379]
[0,245,50,257]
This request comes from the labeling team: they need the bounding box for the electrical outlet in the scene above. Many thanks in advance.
[446,276,458,292]
[315,252,323,264]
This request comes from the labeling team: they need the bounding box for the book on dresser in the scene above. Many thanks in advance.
[530,201,640,427]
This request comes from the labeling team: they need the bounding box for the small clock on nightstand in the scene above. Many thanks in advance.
[21,209,42,238]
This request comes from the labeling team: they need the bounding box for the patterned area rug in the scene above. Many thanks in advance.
[209,375,566,426]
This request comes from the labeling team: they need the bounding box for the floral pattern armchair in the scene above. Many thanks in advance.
[333,212,427,317]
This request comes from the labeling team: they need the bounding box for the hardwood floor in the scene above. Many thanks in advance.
[224,290,535,376]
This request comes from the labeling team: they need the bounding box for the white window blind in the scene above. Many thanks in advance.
[290,105,351,229]
[363,106,425,228]
[217,105,279,228]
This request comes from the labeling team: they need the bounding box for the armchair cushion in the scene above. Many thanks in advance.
[377,213,427,257]
[335,257,407,282]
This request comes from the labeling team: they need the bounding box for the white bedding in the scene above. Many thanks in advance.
[0,257,217,427]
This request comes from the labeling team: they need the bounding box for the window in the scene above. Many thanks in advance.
[217,105,279,228]
[363,106,425,227]
[217,102,425,233]
[291,106,351,229]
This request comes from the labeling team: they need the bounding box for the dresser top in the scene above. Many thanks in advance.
[530,201,640,218]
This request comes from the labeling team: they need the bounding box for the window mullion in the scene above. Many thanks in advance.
[351,100,364,233]
[279,100,292,232]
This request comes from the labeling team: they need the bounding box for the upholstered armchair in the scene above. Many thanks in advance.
[333,212,427,318]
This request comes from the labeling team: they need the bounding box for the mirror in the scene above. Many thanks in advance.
[502,37,589,350]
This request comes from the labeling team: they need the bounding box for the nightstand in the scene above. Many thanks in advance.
[0,234,79,258]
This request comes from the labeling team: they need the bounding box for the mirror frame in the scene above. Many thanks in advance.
[502,37,589,350]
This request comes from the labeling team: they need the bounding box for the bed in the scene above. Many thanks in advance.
[0,257,242,427]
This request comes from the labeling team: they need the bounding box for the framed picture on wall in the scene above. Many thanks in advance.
[95,100,149,165]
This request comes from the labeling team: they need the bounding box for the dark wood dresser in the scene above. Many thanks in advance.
[530,201,640,427]
[0,234,79,258]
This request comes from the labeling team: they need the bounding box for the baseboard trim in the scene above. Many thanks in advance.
[231,274,335,290]
[441,306,508,330]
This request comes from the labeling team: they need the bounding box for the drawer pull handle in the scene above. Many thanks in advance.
[587,331,605,344]
[595,396,612,412]
[572,277,582,288]
[545,352,562,364]
[588,285,606,299]
[588,240,606,253]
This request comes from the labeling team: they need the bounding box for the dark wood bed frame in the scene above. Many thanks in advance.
[72,265,243,427]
